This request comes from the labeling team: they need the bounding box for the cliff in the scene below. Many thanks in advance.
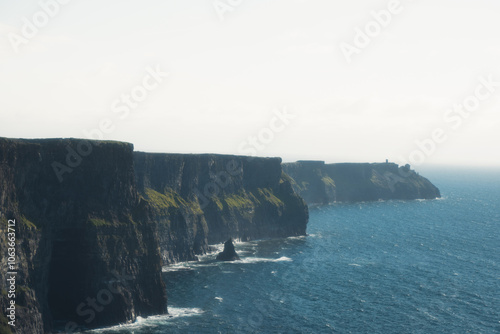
[282,161,440,205]
[133,153,309,264]
[0,138,166,333]
[0,138,309,333]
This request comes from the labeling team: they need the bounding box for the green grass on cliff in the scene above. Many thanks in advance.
[89,218,114,227]
[145,188,179,210]
[217,188,284,219]
[145,188,203,216]
[223,193,255,209]
[20,216,36,229]
[145,186,286,221]
[212,197,224,211]
[370,171,387,188]
[321,176,336,188]
[257,188,284,207]
[89,214,139,227]
[280,172,294,185]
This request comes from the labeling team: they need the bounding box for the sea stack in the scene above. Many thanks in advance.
[216,238,240,261]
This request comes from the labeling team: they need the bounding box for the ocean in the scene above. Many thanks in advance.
[87,167,500,333]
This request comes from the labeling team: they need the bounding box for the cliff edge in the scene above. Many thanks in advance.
[134,153,309,264]
[282,161,440,205]
[0,138,309,332]
[0,138,166,333]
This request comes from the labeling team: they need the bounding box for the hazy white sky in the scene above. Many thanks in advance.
[1,0,499,166]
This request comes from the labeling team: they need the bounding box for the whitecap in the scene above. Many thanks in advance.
[162,262,197,272]
[237,256,292,264]
[163,260,222,272]
[287,235,307,240]
[167,307,204,318]
[83,307,203,333]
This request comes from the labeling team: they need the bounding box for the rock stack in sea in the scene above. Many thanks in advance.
[216,238,240,261]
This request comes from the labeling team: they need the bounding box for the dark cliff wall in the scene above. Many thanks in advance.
[0,138,310,332]
[0,138,166,333]
[134,153,309,264]
[283,161,441,205]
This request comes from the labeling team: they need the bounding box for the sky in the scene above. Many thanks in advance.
[0,0,499,167]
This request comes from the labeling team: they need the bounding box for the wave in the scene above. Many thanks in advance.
[163,256,293,272]
[167,307,204,318]
[162,261,198,272]
[163,237,297,272]
[84,307,203,333]
[162,261,219,272]
[286,235,307,240]
[237,256,292,264]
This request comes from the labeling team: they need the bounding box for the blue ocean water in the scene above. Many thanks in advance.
[89,168,500,334]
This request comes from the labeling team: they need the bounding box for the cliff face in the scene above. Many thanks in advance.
[134,153,309,264]
[0,138,310,332]
[0,138,166,333]
[283,161,441,205]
